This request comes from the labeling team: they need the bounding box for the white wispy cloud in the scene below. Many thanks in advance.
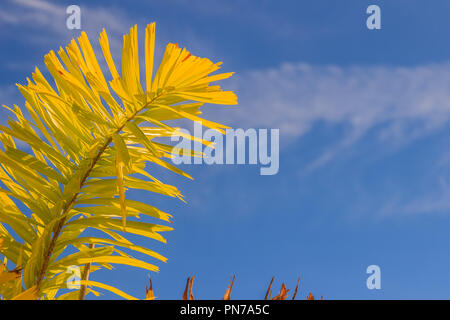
[234,62,450,136]
[8,0,128,33]
[226,62,450,168]
[0,0,132,55]
[217,61,450,217]
[0,0,212,73]
[378,177,450,217]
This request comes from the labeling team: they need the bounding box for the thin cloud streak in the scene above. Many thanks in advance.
[0,0,131,53]
[229,62,450,168]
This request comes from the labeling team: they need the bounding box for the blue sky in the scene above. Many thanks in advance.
[2,0,450,299]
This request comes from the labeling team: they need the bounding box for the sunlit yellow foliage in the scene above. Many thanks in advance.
[0,22,237,300]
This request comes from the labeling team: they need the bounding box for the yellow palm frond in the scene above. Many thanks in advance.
[0,22,237,300]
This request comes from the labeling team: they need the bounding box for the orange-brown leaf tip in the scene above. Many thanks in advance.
[182,53,191,62]
[292,277,300,300]
[264,277,274,300]
[182,277,190,300]
[145,277,155,300]
[222,275,235,300]
[189,276,195,300]
[272,283,289,300]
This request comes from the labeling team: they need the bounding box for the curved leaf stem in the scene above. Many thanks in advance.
[35,95,162,295]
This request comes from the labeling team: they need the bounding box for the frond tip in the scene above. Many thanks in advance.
[0,22,237,300]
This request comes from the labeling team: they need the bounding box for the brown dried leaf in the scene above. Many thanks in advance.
[189,276,195,300]
[222,275,235,300]
[272,283,289,300]
[264,277,274,300]
[182,277,190,300]
[145,277,154,300]
[182,276,195,300]
[292,277,300,300]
